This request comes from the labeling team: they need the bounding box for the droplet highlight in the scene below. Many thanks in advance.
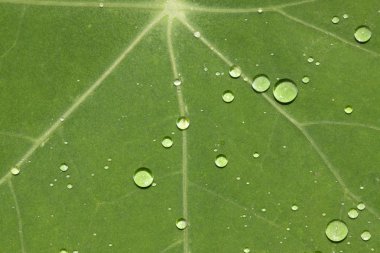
[222,90,235,103]
[354,26,372,43]
[229,65,242,78]
[273,79,298,104]
[133,168,154,188]
[325,220,348,242]
[176,117,190,130]
[215,154,228,168]
[252,75,270,92]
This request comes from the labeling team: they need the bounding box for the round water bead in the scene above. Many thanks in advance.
[273,79,298,104]
[354,26,372,43]
[302,76,310,84]
[252,75,270,92]
[348,208,359,219]
[133,168,154,188]
[344,105,353,114]
[357,202,366,210]
[325,220,348,242]
[11,167,20,176]
[215,155,228,168]
[332,16,340,24]
[161,136,173,148]
[291,205,299,211]
[173,79,182,86]
[229,65,242,78]
[222,90,235,103]
[176,218,187,230]
[59,163,69,172]
[243,248,251,253]
[361,231,371,241]
[176,116,190,130]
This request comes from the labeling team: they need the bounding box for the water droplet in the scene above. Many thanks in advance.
[193,31,201,38]
[133,168,154,188]
[173,79,182,86]
[252,75,270,92]
[357,202,366,210]
[176,116,190,130]
[161,136,173,148]
[302,76,310,84]
[215,154,228,168]
[222,90,235,103]
[343,14,349,19]
[257,8,263,14]
[59,163,69,172]
[243,248,251,253]
[229,65,242,78]
[11,167,20,176]
[307,57,314,63]
[273,79,298,104]
[331,16,340,24]
[361,231,371,241]
[67,184,73,189]
[354,26,372,43]
[99,2,104,7]
[176,218,187,230]
[344,105,353,114]
[253,152,260,158]
[325,220,348,242]
[348,208,359,219]
[59,249,68,253]
[291,205,299,211]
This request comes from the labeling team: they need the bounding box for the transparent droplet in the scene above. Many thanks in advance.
[302,76,310,84]
[347,208,359,219]
[253,152,260,158]
[133,168,154,188]
[229,65,242,78]
[173,79,182,86]
[176,116,190,130]
[257,8,263,14]
[243,248,251,253]
[59,249,68,253]
[273,79,298,104]
[343,14,349,19]
[252,74,270,92]
[193,31,201,38]
[325,220,348,242]
[161,136,173,148]
[67,184,73,189]
[361,231,371,241]
[291,205,299,211]
[354,26,372,43]
[176,218,187,230]
[357,202,366,210]
[331,16,340,24]
[307,57,314,63]
[344,105,353,114]
[222,90,235,103]
[215,154,228,168]
[59,163,69,172]
[99,2,104,7]
[11,167,20,176]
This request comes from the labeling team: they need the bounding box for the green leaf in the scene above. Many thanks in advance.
[0,0,379,252]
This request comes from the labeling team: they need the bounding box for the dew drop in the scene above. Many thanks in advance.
[354,26,372,43]
[325,220,348,242]
[99,2,104,7]
[302,76,310,84]
[253,152,260,158]
[193,31,201,38]
[215,154,228,168]
[133,168,154,188]
[173,79,182,86]
[59,249,68,253]
[67,184,73,189]
[343,14,349,19]
[291,205,299,211]
[273,79,298,104]
[252,74,270,92]
[257,8,263,14]
[222,90,235,103]
[243,248,251,253]
[161,136,173,148]
[229,65,242,78]
[11,167,20,176]
[357,202,366,210]
[59,163,69,172]
[361,231,371,241]
[307,57,314,63]
[176,218,187,230]
[331,16,340,24]
[347,208,359,219]
[344,105,353,114]
[176,116,190,130]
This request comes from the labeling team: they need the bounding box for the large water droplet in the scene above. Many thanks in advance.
[161,136,173,148]
[176,117,190,130]
[11,167,20,176]
[361,231,371,241]
[357,202,366,210]
[222,90,235,103]
[133,168,154,188]
[176,218,187,230]
[354,26,372,43]
[325,220,348,242]
[215,154,228,168]
[59,163,69,172]
[229,65,242,78]
[331,16,340,24]
[252,75,270,92]
[273,79,298,104]
[347,208,359,219]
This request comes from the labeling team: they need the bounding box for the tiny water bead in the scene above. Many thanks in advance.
[222,90,235,103]
[325,220,348,242]
[215,154,228,168]
[193,31,201,38]
[161,136,173,148]
[361,231,371,241]
[343,14,349,19]
[307,57,314,63]
[302,76,310,84]
[11,167,20,176]
[252,75,270,92]
[173,79,182,86]
[59,250,68,253]
[273,79,298,104]
[253,152,260,158]
[243,248,251,253]
[133,168,154,188]
[59,163,69,172]
[354,26,372,43]
[348,208,359,219]
[229,65,242,78]
[344,105,353,114]
[176,218,187,230]
[332,16,340,24]
[357,202,366,210]
[176,116,190,130]
[291,205,299,211]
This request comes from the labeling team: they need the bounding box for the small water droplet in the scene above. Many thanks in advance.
[133,168,154,188]
[252,74,270,92]
[357,202,366,210]
[253,152,260,158]
[222,90,235,103]
[99,2,104,7]
[59,250,68,253]
[344,105,353,114]
[176,218,187,230]
[331,16,340,24]
[343,14,349,19]
[215,154,228,168]
[59,163,69,172]
[347,208,359,219]
[257,8,263,14]
[302,76,310,84]
[361,231,371,241]
[273,79,298,104]
[354,26,372,43]
[176,116,190,130]
[229,65,242,78]
[173,79,182,86]
[11,167,20,176]
[307,57,314,63]
[291,205,299,211]
[325,220,348,242]
[161,136,173,148]
[243,248,251,253]
[193,31,201,38]
[67,184,73,189]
